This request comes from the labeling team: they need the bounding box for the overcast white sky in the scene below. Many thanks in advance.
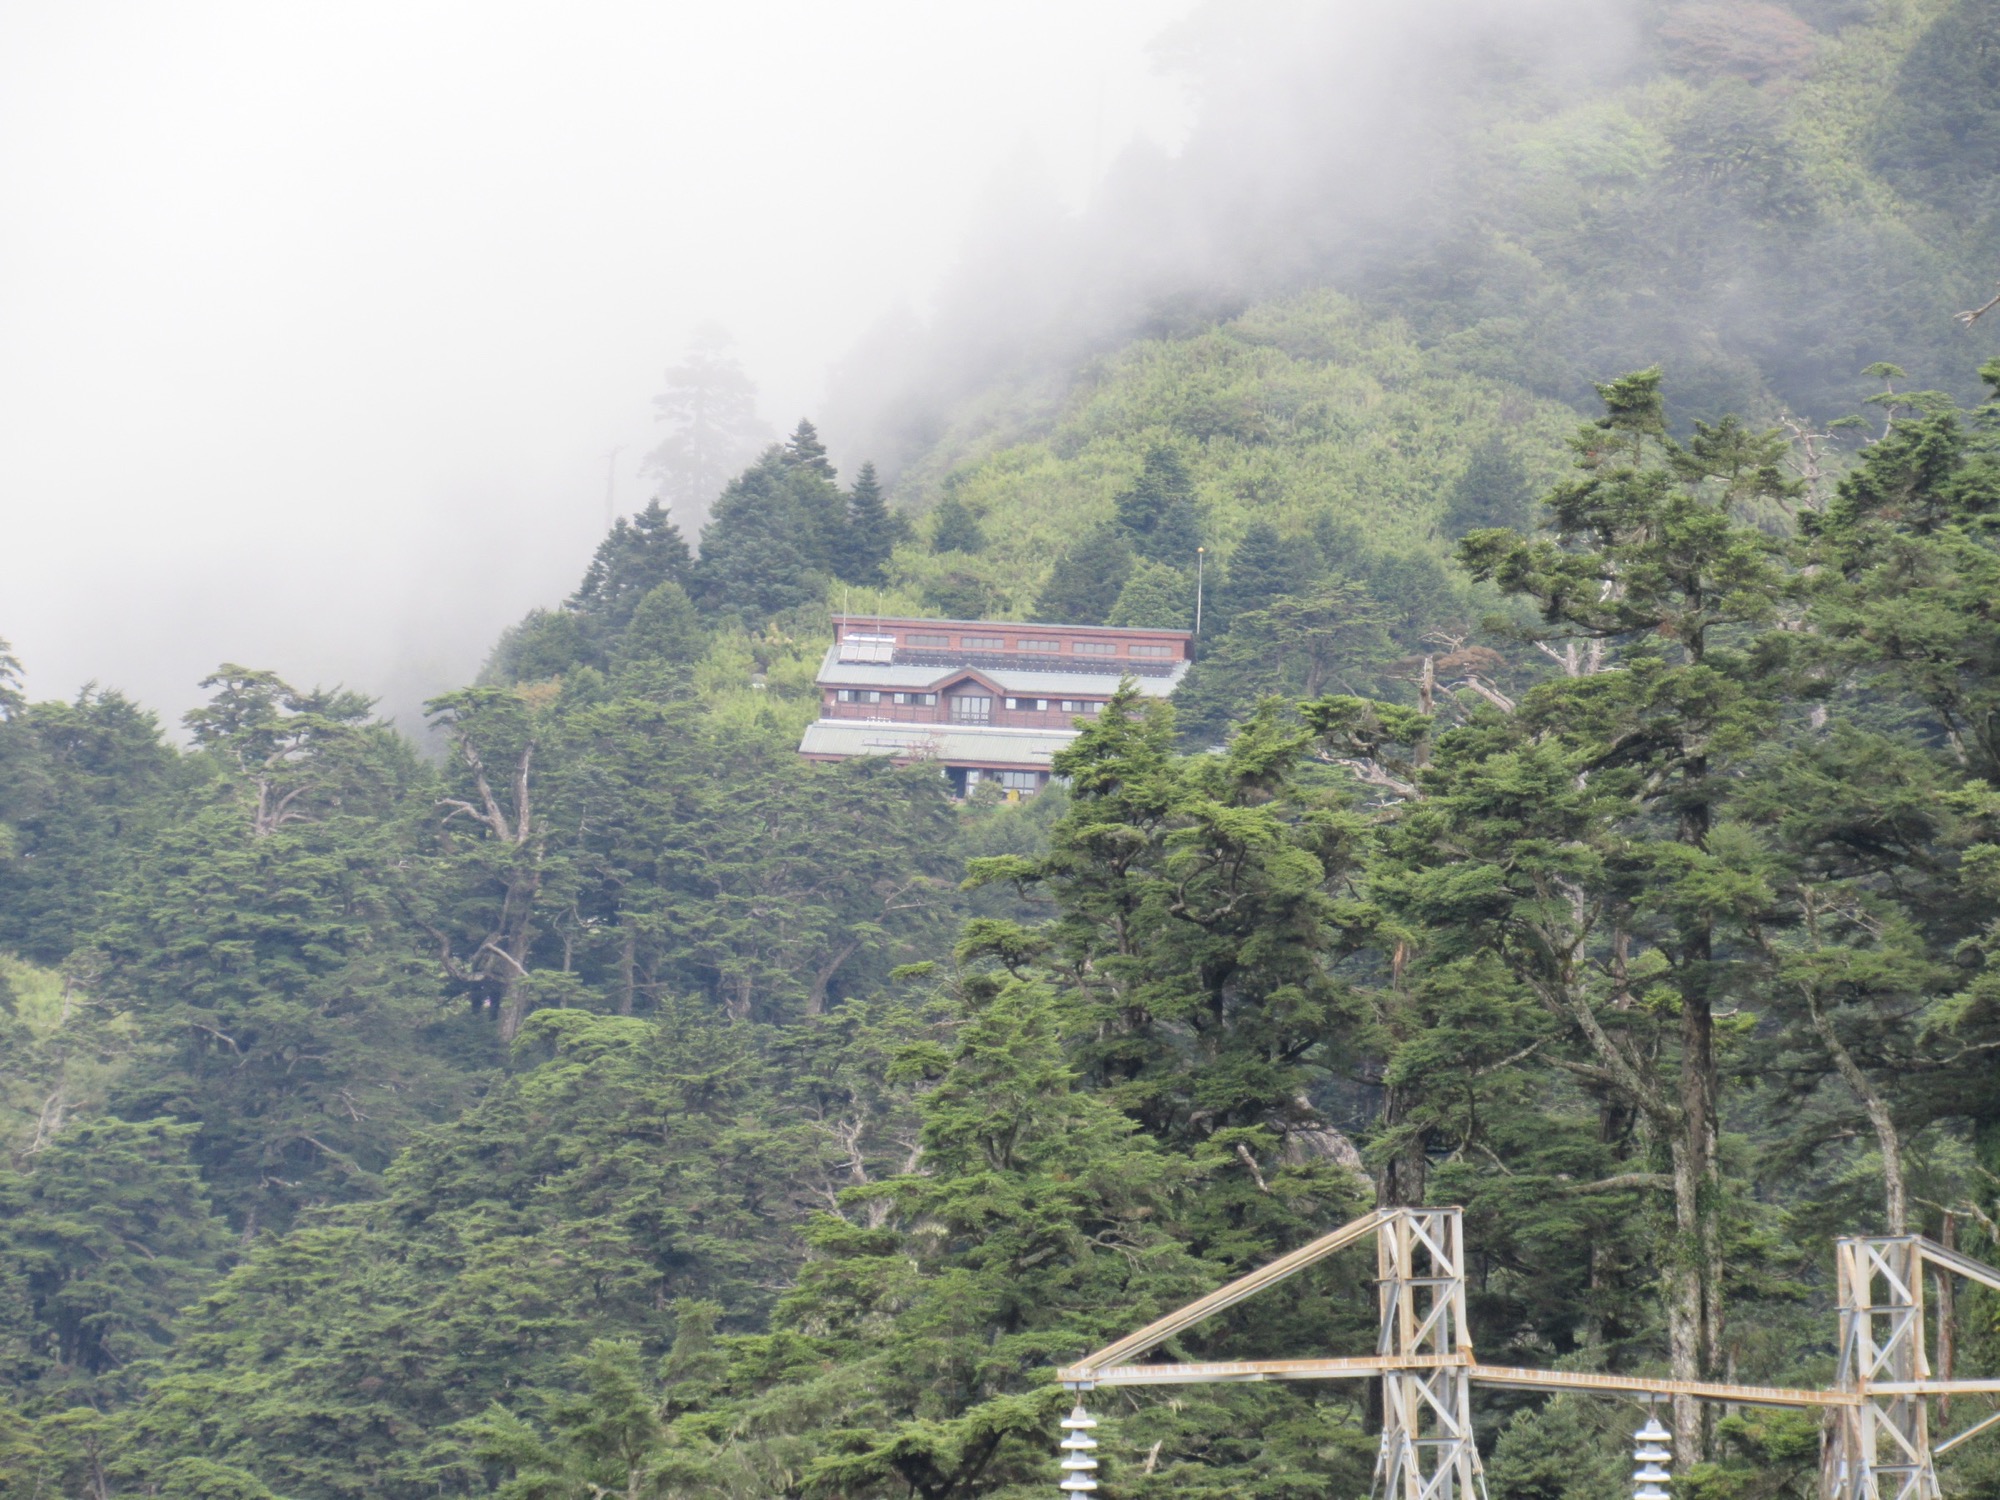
[0,1,1197,728]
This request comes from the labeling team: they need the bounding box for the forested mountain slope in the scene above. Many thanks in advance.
[8,2,2000,1497]
[878,293,1575,618]
[841,0,2000,490]
[16,363,2000,1496]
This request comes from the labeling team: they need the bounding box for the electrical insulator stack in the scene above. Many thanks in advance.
[1633,1405,1673,1500]
[1059,1403,1099,1495]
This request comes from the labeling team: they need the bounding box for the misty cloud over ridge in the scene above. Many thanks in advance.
[827,0,1646,484]
[7,0,1992,731]
[830,0,2000,493]
[0,1,1197,728]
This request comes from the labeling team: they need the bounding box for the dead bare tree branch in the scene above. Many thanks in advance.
[1235,1141,1271,1193]
[1334,758,1422,801]
[1957,284,2000,328]
[1559,1172,1674,1196]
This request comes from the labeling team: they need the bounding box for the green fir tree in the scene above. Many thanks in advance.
[1440,435,1534,539]
[838,460,904,584]
[1114,445,1203,565]
[1209,520,1318,633]
[782,417,835,479]
[929,493,985,555]
[1105,558,1193,629]
[693,449,831,620]
[1036,525,1134,625]
[569,499,693,640]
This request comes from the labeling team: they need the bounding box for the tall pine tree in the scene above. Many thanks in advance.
[693,449,830,620]
[783,417,835,479]
[569,500,693,641]
[1114,445,1203,564]
[838,460,904,585]
[778,420,851,574]
[1210,520,1318,633]
[641,325,768,535]
[1323,369,1802,1459]
[1439,435,1533,539]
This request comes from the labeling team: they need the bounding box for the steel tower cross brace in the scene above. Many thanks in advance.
[1374,1208,1486,1500]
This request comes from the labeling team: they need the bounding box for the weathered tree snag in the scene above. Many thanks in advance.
[433,703,547,1041]
[1805,985,1906,1235]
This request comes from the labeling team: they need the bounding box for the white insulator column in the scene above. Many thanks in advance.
[1059,1402,1099,1495]
[1633,1403,1673,1500]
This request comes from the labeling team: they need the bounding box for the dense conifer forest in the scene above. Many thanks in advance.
[9,1,2000,1496]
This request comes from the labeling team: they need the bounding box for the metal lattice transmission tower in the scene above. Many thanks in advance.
[1824,1234,2000,1500]
[1828,1237,1934,1500]
[1056,1207,2000,1500]
[1375,1208,1484,1500]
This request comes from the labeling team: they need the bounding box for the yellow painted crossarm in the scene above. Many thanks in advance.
[1060,1355,1454,1386]
[1066,1208,1390,1375]
[1865,1379,2000,1396]
[1916,1237,2000,1295]
[1064,1360,1856,1408]
[1062,1356,1862,1408]
[1467,1365,1859,1408]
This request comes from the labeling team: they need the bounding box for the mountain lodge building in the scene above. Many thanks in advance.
[798,615,1193,796]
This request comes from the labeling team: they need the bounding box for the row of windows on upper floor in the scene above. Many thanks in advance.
[878,632,1175,658]
[1007,697,1102,714]
[833,690,1104,713]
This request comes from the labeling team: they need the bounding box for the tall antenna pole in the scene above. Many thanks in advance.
[1195,546,1205,638]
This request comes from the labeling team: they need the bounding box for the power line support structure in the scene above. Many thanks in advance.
[1374,1207,1484,1500]
[1055,1209,2000,1500]
[1824,1234,2000,1500]
[1828,1236,1933,1500]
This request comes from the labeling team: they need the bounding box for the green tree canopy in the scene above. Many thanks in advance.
[1105,558,1193,629]
[928,493,985,555]
[839,460,905,585]
[1035,524,1133,626]
[1114,444,1203,565]
[569,499,693,640]
[694,449,833,621]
